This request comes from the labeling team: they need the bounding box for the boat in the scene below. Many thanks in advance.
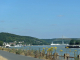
[51,36,69,45]
[51,42,60,45]
[14,45,22,47]
[65,45,80,48]
[51,41,69,45]
[65,41,80,48]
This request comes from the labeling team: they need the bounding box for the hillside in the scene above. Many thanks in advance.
[0,32,80,45]
[0,32,48,45]
[42,38,72,44]
[42,38,80,45]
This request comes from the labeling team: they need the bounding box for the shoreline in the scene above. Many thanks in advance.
[0,46,78,60]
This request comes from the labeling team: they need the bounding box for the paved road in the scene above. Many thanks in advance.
[0,50,43,60]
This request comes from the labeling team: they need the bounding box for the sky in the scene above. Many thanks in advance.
[0,0,80,39]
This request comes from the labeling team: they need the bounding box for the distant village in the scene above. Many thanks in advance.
[3,41,28,48]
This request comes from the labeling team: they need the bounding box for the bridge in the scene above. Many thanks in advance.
[52,36,71,44]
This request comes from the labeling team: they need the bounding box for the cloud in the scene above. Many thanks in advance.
[58,15,64,17]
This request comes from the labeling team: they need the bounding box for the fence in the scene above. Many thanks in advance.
[34,51,80,60]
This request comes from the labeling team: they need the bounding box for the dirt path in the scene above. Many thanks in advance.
[0,50,43,60]
[0,56,8,60]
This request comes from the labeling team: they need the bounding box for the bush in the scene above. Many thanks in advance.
[16,49,22,55]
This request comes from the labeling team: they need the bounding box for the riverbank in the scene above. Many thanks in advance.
[0,47,57,60]
[0,46,79,60]
[0,46,62,60]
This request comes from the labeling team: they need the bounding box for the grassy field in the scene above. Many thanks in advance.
[0,56,8,60]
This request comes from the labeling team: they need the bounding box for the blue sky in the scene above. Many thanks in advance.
[0,0,80,39]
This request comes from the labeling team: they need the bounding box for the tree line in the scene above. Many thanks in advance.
[69,39,80,45]
[0,32,48,45]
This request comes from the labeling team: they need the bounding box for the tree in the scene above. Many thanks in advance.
[69,39,80,45]
[76,41,80,45]
[0,41,3,46]
[69,39,75,45]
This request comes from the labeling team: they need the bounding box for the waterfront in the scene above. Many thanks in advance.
[11,45,80,57]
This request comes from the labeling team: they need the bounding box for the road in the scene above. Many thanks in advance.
[0,50,43,60]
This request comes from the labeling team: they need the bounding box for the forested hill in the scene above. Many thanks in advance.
[42,38,80,45]
[0,32,48,45]
[42,38,72,44]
